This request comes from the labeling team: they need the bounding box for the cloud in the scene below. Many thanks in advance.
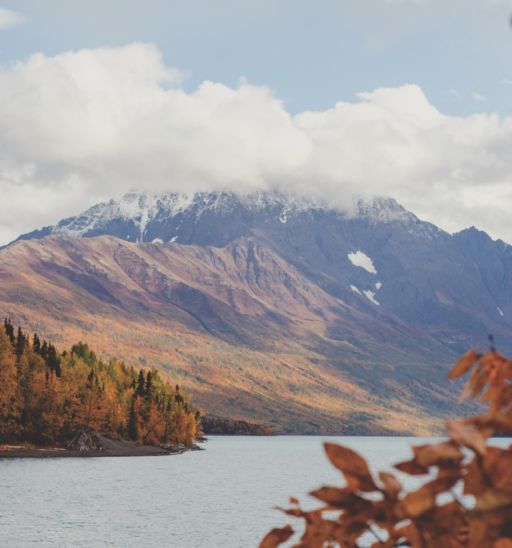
[1,43,512,245]
[471,91,487,103]
[0,7,24,29]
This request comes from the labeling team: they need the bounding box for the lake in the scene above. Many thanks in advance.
[0,435,468,547]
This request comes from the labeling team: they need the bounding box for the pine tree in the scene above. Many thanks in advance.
[3,319,14,344]
[15,327,26,360]
[145,371,153,400]
[46,344,62,377]
[32,334,41,355]
[127,396,138,441]
[136,370,146,397]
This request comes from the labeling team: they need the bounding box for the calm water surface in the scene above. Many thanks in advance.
[0,436,457,547]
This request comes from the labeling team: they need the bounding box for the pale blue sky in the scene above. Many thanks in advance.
[1,0,511,116]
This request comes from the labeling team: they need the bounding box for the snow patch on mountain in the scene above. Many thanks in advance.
[347,251,377,274]
[363,289,380,306]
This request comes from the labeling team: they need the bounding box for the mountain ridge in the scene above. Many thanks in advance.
[2,190,511,433]
[12,190,438,246]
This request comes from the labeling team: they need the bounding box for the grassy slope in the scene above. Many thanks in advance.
[0,235,462,434]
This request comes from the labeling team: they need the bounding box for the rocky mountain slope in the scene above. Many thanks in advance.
[3,190,511,433]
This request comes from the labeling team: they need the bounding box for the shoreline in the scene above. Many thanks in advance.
[0,441,204,459]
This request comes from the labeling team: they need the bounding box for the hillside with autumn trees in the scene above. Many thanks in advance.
[0,320,200,448]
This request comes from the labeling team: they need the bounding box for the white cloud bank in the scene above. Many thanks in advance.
[1,43,512,245]
[0,7,24,29]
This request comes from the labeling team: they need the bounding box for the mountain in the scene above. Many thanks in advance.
[3,190,511,433]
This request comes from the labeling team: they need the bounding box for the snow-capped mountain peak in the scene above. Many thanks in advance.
[13,189,442,247]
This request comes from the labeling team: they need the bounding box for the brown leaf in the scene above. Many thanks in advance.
[260,525,294,548]
[309,487,374,516]
[461,366,485,402]
[309,487,352,507]
[475,488,512,512]
[289,497,299,505]
[399,476,458,518]
[324,443,377,491]
[300,517,339,544]
[495,540,512,548]
[471,368,489,400]
[464,458,488,496]
[400,487,436,518]
[276,507,304,518]
[468,519,489,548]
[413,441,464,467]
[465,415,512,438]
[449,349,479,379]
[394,458,428,476]
[379,471,402,498]
[447,420,487,456]
[484,446,512,491]
[393,522,422,547]
[437,461,463,481]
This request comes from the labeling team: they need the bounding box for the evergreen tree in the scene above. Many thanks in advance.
[127,396,138,441]
[145,371,153,400]
[32,333,42,354]
[3,319,14,344]
[136,370,146,397]
[15,327,26,360]
[46,344,61,377]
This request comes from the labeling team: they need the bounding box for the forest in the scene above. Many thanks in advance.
[201,415,274,436]
[0,320,199,447]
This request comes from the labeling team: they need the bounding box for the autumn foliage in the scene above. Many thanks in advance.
[261,347,512,547]
[0,320,199,447]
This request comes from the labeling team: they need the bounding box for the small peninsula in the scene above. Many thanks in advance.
[0,320,201,457]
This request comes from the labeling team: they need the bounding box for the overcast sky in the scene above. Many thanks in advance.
[1,0,512,245]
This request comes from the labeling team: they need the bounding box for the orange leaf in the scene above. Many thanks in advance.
[471,369,489,400]
[463,458,488,496]
[461,366,484,402]
[448,349,478,379]
[446,420,486,456]
[309,487,352,507]
[309,487,373,515]
[399,476,458,518]
[394,458,428,476]
[495,540,512,548]
[324,443,377,491]
[484,446,512,491]
[260,525,294,548]
[413,441,463,467]
[379,471,402,498]
[475,488,512,511]
[400,487,435,517]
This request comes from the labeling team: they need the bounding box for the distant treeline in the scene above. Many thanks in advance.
[201,415,274,435]
[0,320,199,447]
